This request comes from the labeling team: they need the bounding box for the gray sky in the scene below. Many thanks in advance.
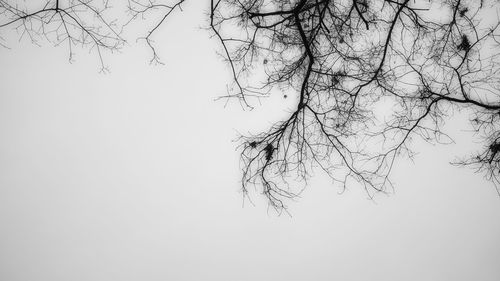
[0,2,499,281]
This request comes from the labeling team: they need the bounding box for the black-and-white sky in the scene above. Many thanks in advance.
[0,1,499,280]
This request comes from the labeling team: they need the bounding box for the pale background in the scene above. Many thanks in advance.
[0,2,499,281]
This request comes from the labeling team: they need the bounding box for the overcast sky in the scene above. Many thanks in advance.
[0,2,499,281]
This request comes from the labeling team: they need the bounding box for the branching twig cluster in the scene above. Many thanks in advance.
[0,0,185,69]
[210,0,500,209]
[126,0,185,64]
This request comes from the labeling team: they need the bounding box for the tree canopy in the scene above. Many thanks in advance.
[2,0,500,210]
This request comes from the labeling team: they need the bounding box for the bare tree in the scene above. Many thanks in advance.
[2,0,500,210]
[0,0,185,69]
[209,0,500,210]
[0,0,127,71]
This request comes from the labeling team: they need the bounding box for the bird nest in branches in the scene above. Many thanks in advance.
[457,35,471,51]
[264,143,274,161]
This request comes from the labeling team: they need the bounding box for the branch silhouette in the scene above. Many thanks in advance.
[2,0,500,210]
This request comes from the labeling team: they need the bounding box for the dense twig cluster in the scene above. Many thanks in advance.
[210,0,500,209]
